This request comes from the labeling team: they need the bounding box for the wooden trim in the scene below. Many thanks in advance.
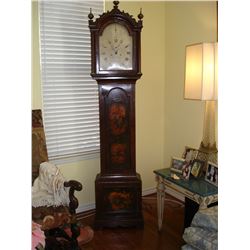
[76,208,96,221]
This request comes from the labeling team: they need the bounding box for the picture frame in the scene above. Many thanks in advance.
[170,157,185,174]
[205,161,218,186]
[190,159,205,178]
[182,146,198,163]
[182,162,192,180]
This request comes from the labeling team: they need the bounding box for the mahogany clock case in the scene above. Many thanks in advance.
[88,1,144,228]
[94,80,144,228]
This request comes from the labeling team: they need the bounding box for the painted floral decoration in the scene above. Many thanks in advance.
[108,191,132,211]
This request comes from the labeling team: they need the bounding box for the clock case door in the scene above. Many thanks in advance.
[88,3,144,228]
[98,82,136,177]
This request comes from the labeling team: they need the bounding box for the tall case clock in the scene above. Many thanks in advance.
[88,1,144,228]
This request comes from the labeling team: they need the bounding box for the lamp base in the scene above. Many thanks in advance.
[198,99,218,166]
[199,141,217,153]
[196,141,218,174]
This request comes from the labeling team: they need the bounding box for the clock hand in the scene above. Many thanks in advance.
[108,40,115,50]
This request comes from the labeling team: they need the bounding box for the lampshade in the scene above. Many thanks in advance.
[184,42,218,100]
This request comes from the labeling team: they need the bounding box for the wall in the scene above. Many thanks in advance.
[32,1,166,210]
[115,0,166,196]
[32,1,42,109]
[32,1,217,210]
[164,1,217,166]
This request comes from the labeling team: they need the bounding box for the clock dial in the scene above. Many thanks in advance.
[99,23,133,70]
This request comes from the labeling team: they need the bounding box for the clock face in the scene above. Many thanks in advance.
[99,23,133,71]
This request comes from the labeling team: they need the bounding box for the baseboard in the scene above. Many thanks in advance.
[142,187,156,196]
[165,186,185,202]
[76,202,95,214]
[142,186,184,202]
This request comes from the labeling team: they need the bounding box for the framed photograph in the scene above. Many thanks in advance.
[205,162,218,186]
[182,146,198,163]
[170,157,185,174]
[190,159,205,178]
[182,162,192,180]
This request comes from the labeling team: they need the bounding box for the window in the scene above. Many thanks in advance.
[39,1,103,163]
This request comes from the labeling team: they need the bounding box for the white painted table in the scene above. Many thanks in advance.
[154,168,218,231]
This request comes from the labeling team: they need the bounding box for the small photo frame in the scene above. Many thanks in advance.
[205,162,218,186]
[182,146,198,163]
[190,159,205,178]
[170,157,185,174]
[182,162,192,180]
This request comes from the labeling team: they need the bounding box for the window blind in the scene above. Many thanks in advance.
[39,1,103,163]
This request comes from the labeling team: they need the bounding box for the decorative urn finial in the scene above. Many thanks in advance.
[88,8,94,20]
[138,8,143,20]
[113,1,119,8]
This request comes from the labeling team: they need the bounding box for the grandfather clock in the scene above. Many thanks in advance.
[88,1,144,228]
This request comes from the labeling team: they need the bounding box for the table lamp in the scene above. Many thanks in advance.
[184,42,218,162]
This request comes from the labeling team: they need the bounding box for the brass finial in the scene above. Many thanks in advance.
[138,8,143,20]
[113,1,119,8]
[88,8,94,20]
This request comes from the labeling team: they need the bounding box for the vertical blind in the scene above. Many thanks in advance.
[39,1,103,163]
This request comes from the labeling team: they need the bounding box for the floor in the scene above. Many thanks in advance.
[78,193,186,250]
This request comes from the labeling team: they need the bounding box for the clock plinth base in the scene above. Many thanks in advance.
[94,174,144,229]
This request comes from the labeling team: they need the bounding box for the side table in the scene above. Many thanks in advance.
[154,168,218,231]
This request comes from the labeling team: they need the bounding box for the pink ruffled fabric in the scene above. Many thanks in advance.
[32,221,45,250]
